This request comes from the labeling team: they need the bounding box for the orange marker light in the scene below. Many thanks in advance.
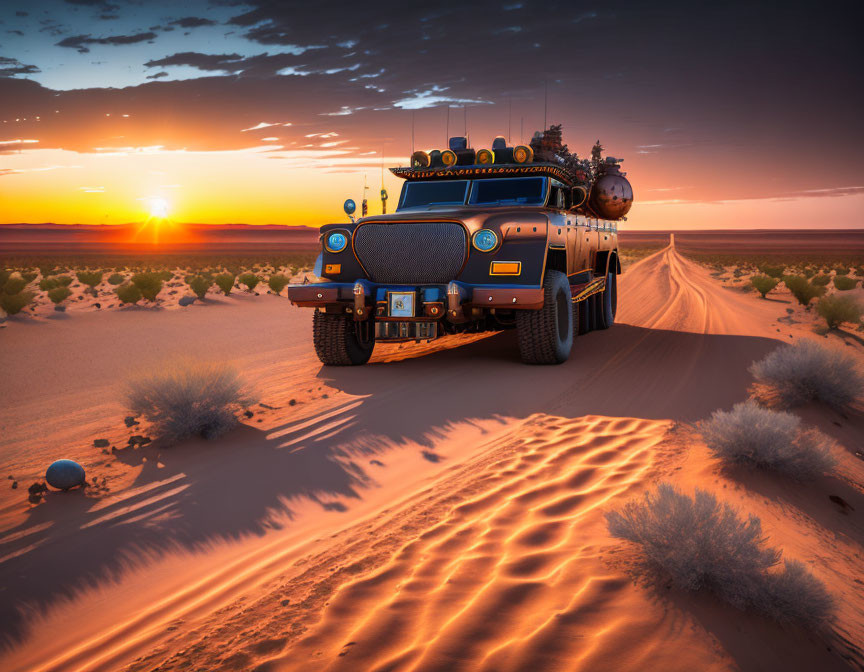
[490,261,522,276]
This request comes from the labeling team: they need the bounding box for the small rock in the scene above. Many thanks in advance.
[124,416,139,427]
[94,439,110,448]
[28,482,48,497]
[178,296,196,307]
[288,399,297,406]
[281,599,291,606]
[11,481,18,489]
[54,304,66,312]
[128,435,151,446]
[244,410,254,418]
[94,302,101,309]
[101,448,109,455]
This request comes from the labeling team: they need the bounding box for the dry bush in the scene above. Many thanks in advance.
[699,401,836,479]
[126,361,254,443]
[3,275,28,295]
[55,275,73,287]
[832,275,858,291]
[39,276,60,291]
[76,271,103,289]
[215,273,235,295]
[783,275,825,307]
[606,484,833,628]
[0,291,34,314]
[268,274,290,295]
[750,339,864,408]
[188,275,213,300]
[131,272,163,301]
[811,274,831,287]
[760,264,786,279]
[817,294,862,329]
[116,283,142,304]
[238,272,260,292]
[107,272,125,285]
[47,286,72,304]
[750,275,780,298]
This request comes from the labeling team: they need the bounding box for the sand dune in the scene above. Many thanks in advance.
[1,240,862,671]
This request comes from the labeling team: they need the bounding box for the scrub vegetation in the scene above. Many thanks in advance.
[606,484,834,628]
[750,340,864,408]
[699,401,836,479]
[126,361,255,444]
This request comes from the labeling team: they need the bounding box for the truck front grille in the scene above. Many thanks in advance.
[353,221,466,284]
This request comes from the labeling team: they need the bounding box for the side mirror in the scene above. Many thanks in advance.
[343,198,356,222]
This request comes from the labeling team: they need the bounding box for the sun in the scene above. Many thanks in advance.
[148,197,170,219]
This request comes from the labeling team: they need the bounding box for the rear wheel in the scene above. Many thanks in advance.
[313,310,375,366]
[596,271,617,330]
[516,270,573,364]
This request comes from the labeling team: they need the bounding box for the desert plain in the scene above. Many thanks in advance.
[1,230,863,672]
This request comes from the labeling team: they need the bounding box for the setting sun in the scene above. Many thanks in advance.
[148,197,170,219]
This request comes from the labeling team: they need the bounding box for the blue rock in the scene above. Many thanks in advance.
[178,296,196,307]
[45,459,86,490]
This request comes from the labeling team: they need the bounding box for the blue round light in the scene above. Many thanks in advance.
[343,199,356,215]
[473,229,498,252]
[326,231,348,253]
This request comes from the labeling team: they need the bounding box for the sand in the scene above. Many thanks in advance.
[1,238,862,671]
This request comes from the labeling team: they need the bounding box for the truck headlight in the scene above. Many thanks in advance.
[325,231,348,253]
[472,229,498,252]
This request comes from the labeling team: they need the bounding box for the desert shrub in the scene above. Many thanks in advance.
[238,272,260,292]
[116,283,142,304]
[54,275,73,287]
[750,339,864,408]
[699,401,835,479]
[107,273,125,285]
[606,484,833,628]
[76,271,103,289]
[3,276,27,294]
[802,267,816,279]
[831,265,851,276]
[131,272,163,301]
[188,275,213,300]
[816,294,862,329]
[750,275,779,298]
[760,265,785,279]
[126,361,254,443]
[811,274,831,287]
[215,273,235,295]
[0,291,34,314]
[47,286,72,304]
[268,274,290,295]
[39,276,60,291]
[783,275,825,307]
[20,271,37,284]
[0,270,9,289]
[832,275,858,291]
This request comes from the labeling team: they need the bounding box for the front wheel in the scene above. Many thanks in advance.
[516,270,573,364]
[596,271,617,330]
[313,311,375,365]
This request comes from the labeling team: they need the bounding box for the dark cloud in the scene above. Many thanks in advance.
[169,17,217,29]
[0,56,40,77]
[7,29,25,36]
[56,31,157,53]
[145,52,244,72]
[146,71,169,79]
[64,0,119,10]
[15,11,28,16]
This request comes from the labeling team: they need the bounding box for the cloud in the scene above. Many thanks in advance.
[57,31,157,53]
[0,57,40,77]
[146,71,169,80]
[168,17,218,29]
[144,52,244,72]
[64,0,119,11]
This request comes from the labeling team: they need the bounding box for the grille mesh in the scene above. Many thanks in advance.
[354,222,466,284]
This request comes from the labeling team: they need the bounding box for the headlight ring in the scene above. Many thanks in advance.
[325,231,349,253]
[472,229,499,252]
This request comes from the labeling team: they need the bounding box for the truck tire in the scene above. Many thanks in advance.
[516,270,573,364]
[577,296,591,335]
[313,310,374,366]
[596,271,617,330]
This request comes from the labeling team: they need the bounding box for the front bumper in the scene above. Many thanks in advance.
[287,280,544,319]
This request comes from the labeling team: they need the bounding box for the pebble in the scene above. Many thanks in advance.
[94,439,109,447]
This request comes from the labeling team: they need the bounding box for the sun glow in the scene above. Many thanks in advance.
[148,197,170,219]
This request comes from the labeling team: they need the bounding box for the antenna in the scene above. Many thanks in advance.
[507,96,512,145]
[465,105,469,146]
[543,79,548,130]
[463,105,467,135]
[411,110,415,156]
[445,104,449,144]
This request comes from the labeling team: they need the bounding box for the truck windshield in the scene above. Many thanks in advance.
[399,181,469,209]
[469,177,547,206]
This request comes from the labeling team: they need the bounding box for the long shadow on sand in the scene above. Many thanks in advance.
[0,324,783,649]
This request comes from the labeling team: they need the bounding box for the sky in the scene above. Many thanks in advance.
[0,0,862,230]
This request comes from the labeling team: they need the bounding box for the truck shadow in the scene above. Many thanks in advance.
[0,324,783,651]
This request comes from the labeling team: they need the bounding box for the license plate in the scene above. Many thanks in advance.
[388,291,415,317]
